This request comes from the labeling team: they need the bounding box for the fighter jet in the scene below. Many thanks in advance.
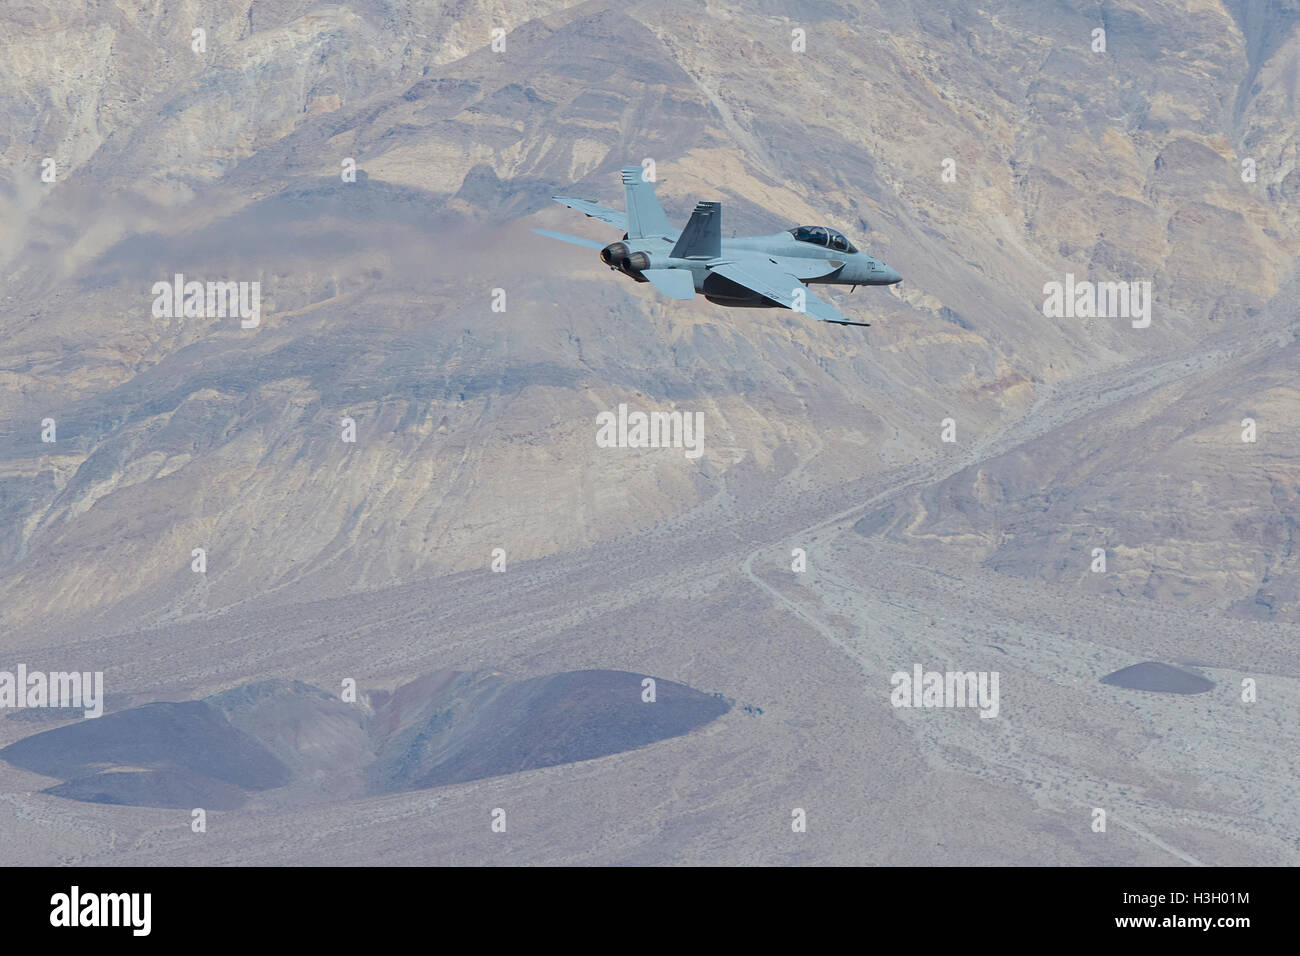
[532,165,901,327]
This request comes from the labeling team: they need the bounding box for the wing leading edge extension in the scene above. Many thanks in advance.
[707,260,869,326]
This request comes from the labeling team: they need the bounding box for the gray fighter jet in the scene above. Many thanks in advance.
[532,165,901,326]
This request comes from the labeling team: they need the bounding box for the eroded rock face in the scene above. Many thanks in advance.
[0,671,730,808]
[1100,662,1215,695]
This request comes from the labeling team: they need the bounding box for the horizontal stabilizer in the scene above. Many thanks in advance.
[670,201,722,259]
[641,268,696,300]
[531,228,607,250]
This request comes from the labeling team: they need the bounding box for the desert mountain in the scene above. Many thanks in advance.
[0,0,1296,865]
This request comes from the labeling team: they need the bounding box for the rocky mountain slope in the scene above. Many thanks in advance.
[2,0,1296,634]
[0,0,1296,865]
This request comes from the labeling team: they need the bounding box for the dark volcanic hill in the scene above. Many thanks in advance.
[0,670,730,808]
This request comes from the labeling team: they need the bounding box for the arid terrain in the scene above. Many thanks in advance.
[0,0,1296,865]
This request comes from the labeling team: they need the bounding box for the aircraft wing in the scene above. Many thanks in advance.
[550,196,627,231]
[707,259,868,326]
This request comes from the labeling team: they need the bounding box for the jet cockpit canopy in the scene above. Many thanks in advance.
[789,225,858,254]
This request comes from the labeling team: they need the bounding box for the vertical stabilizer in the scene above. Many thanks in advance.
[622,165,674,239]
[670,201,722,259]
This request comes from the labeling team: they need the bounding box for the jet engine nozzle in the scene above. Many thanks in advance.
[600,242,651,276]
[600,242,630,266]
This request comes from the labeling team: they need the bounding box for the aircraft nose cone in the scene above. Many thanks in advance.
[881,265,902,284]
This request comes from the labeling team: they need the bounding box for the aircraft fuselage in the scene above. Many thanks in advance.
[602,232,901,307]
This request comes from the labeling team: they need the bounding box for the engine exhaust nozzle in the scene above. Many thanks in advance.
[600,242,630,266]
